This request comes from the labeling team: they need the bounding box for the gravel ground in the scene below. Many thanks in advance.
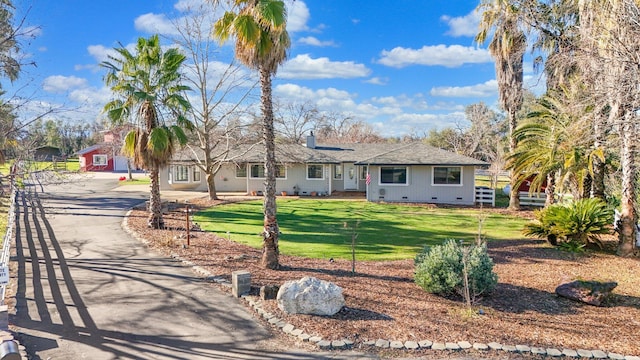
[125,197,640,358]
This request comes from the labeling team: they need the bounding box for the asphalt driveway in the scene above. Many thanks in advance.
[10,173,378,360]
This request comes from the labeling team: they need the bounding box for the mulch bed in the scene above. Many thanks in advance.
[126,196,640,357]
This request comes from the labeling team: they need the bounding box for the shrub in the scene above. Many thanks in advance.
[523,198,614,248]
[414,240,498,300]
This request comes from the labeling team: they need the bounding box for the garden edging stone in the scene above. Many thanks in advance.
[125,216,640,360]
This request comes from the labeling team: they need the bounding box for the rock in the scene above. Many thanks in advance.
[260,285,279,300]
[555,280,617,306]
[277,276,345,315]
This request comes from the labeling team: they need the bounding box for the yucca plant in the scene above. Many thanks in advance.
[523,198,614,248]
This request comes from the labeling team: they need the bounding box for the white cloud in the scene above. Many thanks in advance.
[391,111,468,130]
[441,11,481,37]
[278,54,370,79]
[297,36,335,47]
[430,80,498,98]
[378,44,492,68]
[287,0,310,33]
[87,44,118,63]
[134,13,179,36]
[43,75,88,93]
[69,86,113,106]
[364,77,388,85]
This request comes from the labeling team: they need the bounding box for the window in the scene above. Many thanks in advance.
[433,166,462,185]
[360,166,368,180]
[250,164,286,178]
[174,165,189,182]
[193,167,201,182]
[307,164,324,179]
[93,154,107,166]
[236,164,247,178]
[380,166,408,185]
[333,164,342,180]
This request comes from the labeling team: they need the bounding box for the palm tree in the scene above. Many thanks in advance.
[509,89,601,206]
[476,0,527,210]
[213,0,290,269]
[102,35,193,229]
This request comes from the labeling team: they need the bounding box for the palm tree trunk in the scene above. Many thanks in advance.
[591,111,607,199]
[260,67,279,269]
[148,166,164,229]
[206,172,219,201]
[618,112,638,257]
[508,109,521,210]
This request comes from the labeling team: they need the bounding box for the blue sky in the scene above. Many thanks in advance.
[7,0,543,137]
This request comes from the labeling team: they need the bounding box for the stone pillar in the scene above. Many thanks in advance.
[232,270,251,298]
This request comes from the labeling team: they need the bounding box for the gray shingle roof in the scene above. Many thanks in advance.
[170,141,488,167]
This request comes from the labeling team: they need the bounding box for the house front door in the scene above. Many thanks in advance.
[344,163,358,190]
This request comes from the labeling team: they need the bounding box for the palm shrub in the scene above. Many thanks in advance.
[414,240,498,301]
[523,198,614,248]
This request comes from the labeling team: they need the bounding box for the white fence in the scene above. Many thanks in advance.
[475,187,495,207]
[519,191,546,207]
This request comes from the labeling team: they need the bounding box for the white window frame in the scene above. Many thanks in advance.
[235,164,247,178]
[93,154,108,166]
[432,166,463,186]
[306,164,324,180]
[378,166,409,186]
[359,165,368,180]
[249,163,286,179]
[333,164,343,180]
[193,167,201,182]
[173,165,190,183]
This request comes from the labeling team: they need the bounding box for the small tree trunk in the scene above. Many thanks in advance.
[147,166,164,229]
[206,172,219,201]
[127,158,133,181]
[545,173,555,207]
[260,67,279,269]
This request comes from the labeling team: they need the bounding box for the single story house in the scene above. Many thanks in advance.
[160,134,489,205]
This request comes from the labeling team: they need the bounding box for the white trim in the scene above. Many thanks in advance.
[93,154,108,166]
[431,166,464,187]
[249,163,287,179]
[235,163,247,178]
[306,164,325,180]
[332,164,343,180]
[172,165,190,183]
[378,166,410,186]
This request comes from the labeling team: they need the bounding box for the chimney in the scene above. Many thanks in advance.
[306,131,316,149]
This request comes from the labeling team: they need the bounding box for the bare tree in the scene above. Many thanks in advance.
[170,1,258,200]
[274,100,321,143]
[315,113,384,144]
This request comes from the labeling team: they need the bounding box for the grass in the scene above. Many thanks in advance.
[194,199,528,261]
[117,175,150,185]
[0,158,81,174]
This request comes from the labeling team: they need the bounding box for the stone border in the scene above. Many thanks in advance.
[122,212,640,360]
[239,295,639,359]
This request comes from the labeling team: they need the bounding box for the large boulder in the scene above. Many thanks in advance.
[277,276,345,316]
[555,280,617,307]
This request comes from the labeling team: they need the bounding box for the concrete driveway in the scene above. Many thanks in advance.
[10,172,378,360]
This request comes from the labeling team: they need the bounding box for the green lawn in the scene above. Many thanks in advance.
[194,199,528,261]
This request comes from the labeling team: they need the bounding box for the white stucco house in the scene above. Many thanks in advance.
[160,134,489,205]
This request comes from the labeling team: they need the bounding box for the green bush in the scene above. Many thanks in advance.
[414,240,498,299]
[523,198,613,248]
